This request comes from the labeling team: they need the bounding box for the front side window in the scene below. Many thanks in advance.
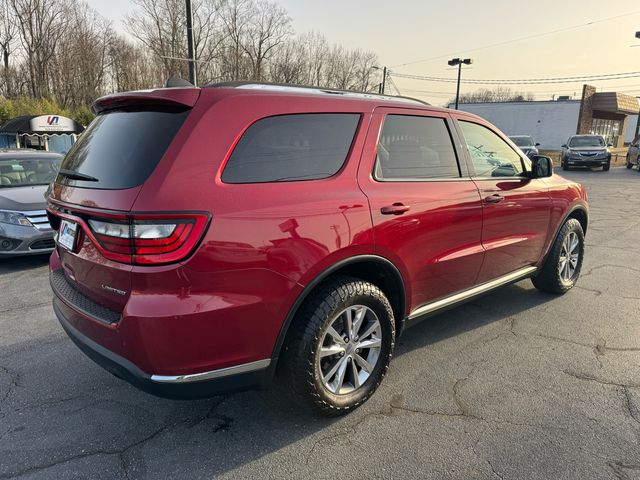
[375,115,460,180]
[459,121,524,178]
[221,113,360,183]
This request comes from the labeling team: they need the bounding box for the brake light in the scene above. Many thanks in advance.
[86,213,209,265]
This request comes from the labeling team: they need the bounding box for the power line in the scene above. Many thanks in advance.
[391,10,640,68]
[390,70,640,85]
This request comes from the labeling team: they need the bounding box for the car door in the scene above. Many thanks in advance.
[454,116,552,283]
[358,108,484,312]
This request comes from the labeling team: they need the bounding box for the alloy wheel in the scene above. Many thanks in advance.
[558,231,580,283]
[317,305,382,395]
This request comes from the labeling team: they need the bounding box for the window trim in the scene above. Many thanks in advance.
[219,112,362,185]
[455,119,531,180]
[372,113,465,183]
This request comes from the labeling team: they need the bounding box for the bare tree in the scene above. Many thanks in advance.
[241,0,291,81]
[453,87,536,104]
[0,0,17,96]
[10,0,69,97]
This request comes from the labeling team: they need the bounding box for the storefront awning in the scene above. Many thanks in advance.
[592,92,640,115]
[0,115,84,135]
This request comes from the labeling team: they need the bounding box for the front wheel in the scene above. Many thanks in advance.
[532,218,585,294]
[626,155,633,169]
[278,277,395,416]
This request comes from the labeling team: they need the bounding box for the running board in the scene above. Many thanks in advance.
[406,266,538,325]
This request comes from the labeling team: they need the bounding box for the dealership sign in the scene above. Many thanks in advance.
[29,115,76,132]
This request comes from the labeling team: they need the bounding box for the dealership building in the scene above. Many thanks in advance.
[453,85,639,150]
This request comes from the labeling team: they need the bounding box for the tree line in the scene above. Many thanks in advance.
[0,0,381,125]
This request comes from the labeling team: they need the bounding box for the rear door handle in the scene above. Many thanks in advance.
[381,203,411,215]
[484,194,504,204]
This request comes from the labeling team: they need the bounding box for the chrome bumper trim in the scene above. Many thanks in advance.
[150,359,272,384]
[408,266,538,320]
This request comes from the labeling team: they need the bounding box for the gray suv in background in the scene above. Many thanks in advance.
[561,135,611,171]
[626,135,639,171]
[0,150,62,257]
[509,135,540,158]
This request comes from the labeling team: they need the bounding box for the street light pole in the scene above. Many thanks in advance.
[448,58,473,109]
[381,66,387,95]
[186,0,197,86]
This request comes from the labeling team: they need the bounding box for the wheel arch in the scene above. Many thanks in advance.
[271,255,407,361]
[540,204,589,266]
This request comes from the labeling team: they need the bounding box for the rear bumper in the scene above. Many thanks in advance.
[53,299,275,399]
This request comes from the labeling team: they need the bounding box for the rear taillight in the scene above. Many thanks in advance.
[85,213,209,265]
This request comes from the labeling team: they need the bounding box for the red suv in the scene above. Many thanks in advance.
[47,83,588,415]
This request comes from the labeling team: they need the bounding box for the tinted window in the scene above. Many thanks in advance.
[375,115,460,180]
[57,109,189,189]
[222,114,360,183]
[459,121,524,178]
[568,136,605,148]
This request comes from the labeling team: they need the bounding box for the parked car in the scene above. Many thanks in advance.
[509,135,540,158]
[561,134,612,171]
[626,135,639,171]
[0,149,62,257]
[47,83,589,415]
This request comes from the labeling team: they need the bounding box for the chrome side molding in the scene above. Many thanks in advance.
[408,266,538,321]
[150,359,271,384]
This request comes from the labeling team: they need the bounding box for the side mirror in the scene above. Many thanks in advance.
[535,143,541,147]
[561,144,568,148]
[607,143,613,147]
[531,155,553,178]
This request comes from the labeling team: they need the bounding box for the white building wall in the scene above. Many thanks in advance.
[454,101,581,150]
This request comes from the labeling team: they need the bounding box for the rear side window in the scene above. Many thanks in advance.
[57,109,189,189]
[375,115,460,180]
[221,113,360,183]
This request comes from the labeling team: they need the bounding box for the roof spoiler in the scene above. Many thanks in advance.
[92,86,200,115]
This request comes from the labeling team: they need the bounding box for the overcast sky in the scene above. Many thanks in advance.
[86,0,640,105]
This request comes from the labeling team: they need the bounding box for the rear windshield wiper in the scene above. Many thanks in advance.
[58,169,99,182]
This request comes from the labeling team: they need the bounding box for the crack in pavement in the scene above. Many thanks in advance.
[0,396,231,479]
[608,461,640,480]
[562,369,640,389]
[622,387,640,428]
[0,365,19,410]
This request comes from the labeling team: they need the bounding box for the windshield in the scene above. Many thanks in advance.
[510,136,534,147]
[0,155,62,188]
[569,136,605,148]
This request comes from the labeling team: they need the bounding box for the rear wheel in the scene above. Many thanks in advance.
[278,277,395,416]
[532,218,584,294]
[626,155,633,169]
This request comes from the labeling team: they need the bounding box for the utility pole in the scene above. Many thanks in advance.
[186,0,197,85]
[380,66,387,95]
[448,58,473,109]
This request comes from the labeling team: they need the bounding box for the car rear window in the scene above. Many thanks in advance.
[57,109,189,189]
[221,113,360,183]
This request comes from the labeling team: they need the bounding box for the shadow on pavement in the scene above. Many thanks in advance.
[0,280,557,478]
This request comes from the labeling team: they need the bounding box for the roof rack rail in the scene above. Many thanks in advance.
[203,81,430,106]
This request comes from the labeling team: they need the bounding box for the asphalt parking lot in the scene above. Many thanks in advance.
[1,167,639,480]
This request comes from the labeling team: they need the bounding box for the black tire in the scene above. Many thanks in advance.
[626,155,633,169]
[278,276,395,416]
[532,218,585,294]
[603,161,610,171]
[562,161,569,171]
